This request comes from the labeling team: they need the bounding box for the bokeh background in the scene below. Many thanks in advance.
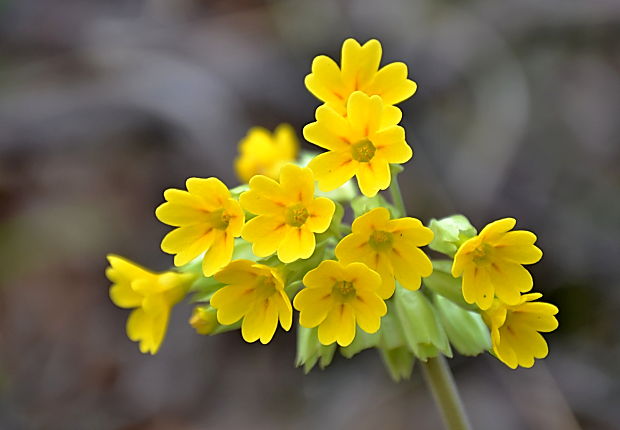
[1,0,619,429]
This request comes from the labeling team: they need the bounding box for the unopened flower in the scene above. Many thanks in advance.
[452,218,542,310]
[156,178,244,276]
[294,260,387,347]
[240,164,335,263]
[190,305,218,335]
[335,207,433,299]
[305,38,417,114]
[235,124,299,183]
[210,260,292,344]
[304,91,412,197]
[106,255,194,354]
[483,293,559,369]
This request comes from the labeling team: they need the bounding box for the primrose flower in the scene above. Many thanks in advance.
[305,38,417,114]
[239,164,335,263]
[304,91,412,197]
[156,178,244,276]
[106,255,194,354]
[483,293,559,369]
[294,260,387,347]
[452,218,543,310]
[210,260,292,344]
[235,124,299,183]
[335,207,433,299]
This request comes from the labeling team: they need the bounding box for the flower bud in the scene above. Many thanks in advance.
[190,306,218,335]
[428,215,477,257]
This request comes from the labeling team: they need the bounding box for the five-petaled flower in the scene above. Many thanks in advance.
[210,260,292,344]
[305,38,417,114]
[235,124,299,183]
[294,260,387,347]
[335,207,433,299]
[452,218,543,310]
[156,177,245,276]
[239,164,335,263]
[304,91,412,197]
[482,293,559,369]
[106,255,194,354]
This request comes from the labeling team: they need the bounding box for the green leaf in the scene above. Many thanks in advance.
[379,347,415,381]
[393,286,452,361]
[428,215,477,257]
[433,294,491,356]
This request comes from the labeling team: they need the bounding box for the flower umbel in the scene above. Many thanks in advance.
[304,91,412,197]
[210,260,292,344]
[452,218,542,310]
[235,124,299,183]
[240,164,336,263]
[483,293,559,369]
[156,178,245,276]
[305,38,417,114]
[106,255,193,354]
[294,260,387,347]
[336,207,434,299]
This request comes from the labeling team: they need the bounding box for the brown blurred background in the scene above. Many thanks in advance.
[1,1,619,429]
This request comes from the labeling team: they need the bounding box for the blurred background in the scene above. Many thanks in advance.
[1,0,619,429]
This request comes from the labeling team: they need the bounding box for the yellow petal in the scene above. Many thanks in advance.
[155,202,205,227]
[279,164,314,205]
[239,189,285,217]
[390,245,433,290]
[185,177,230,209]
[341,38,382,90]
[356,158,391,197]
[347,92,383,137]
[490,263,532,305]
[335,233,374,265]
[214,260,257,285]
[305,197,336,233]
[494,329,519,369]
[336,304,356,347]
[303,122,349,152]
[344,261,383,293]
[241,300,267,343]
[372,126,412,164]
[277,227,315,263]
[274,123,299,158]
[202,231,235,276]
[315,104,352,141]
[259,298,280,344]
[162,188,204,209]
[276,290,293,331]
[305,55,347,106]
[294,287,332,327]
[351,293,383,333]
[308,150,357,192]
[303,260,347,289]
[126,308,169,355]
[211,285,255,325]
[479,218,516,241]
[242,216,287,257]
[462,267,493,309]
[380,105,403,128]
[106,255,155,283]
[109,282,142,308]
[387,218,434,246]
[245,175,287,208]
[367,62,417,105]
[351,207,391,234]
[161,225,215,267]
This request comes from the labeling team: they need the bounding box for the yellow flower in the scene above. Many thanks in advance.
[106,255,193,354]
[452,218,543,310]
[305,38,417,114]
[304,91,412,197]
[239,164,335,263]
[335,207,433,299]
[483,293,559,369]
[294,260,387,347]
[156,178,245,276]
[234,124,299,183]
[210,260,292,344]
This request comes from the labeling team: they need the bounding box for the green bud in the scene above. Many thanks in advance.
[428,215,477,257]
[351,194,397,218]
[393,285,452,361]
[423,260,477,311]
[379,347,415,381]
[433,294,491,356]
[296,325,336,373]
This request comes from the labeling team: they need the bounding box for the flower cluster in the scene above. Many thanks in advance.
[106,38,558,378]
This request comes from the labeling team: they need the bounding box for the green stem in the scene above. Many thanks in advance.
[389,165,406,216]
[420,355,472,430]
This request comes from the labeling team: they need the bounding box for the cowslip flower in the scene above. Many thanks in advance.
[156,178,244,276]
[305,38,417,114]
[304,91,412,197]
[452,218,543,310]
[106,255,194,354]
[234,124,299,183]
[210,260,292,344]
[335,207,433,299]
[239,164,335,263]
[294,260,387,347]
[483,293,559,369]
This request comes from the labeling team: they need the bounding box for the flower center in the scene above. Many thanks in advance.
[254,275,277,300]
[207,209,231,230]
[351,139,376,162]
[332,280,356,302]
[285,204,309,227]
[472,243,494,265]
[368,230,394,252]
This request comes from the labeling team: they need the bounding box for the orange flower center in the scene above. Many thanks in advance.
[207,209,232,230]
[368,230,394,252]
[351,139,376,162]
[332,280,356,302]
[285,204,310,227]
